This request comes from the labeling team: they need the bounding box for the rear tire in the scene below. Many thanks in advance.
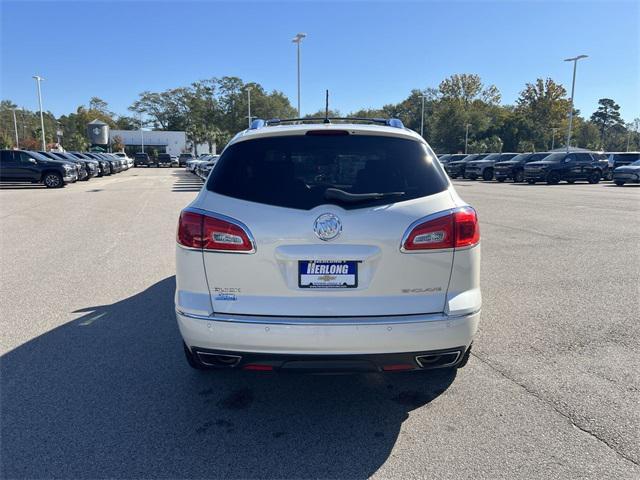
[588,171,601,184]
[527,179,535,184]
[482,168,494,181]
[497,177,505,183]
[566,179,575,184]
[614,181,625,186]
[183,343,208,370]
[43,172,64,188]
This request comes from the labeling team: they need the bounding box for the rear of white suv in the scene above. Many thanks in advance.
[175,119,481,373]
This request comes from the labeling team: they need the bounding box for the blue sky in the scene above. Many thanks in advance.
[2,0,639,122]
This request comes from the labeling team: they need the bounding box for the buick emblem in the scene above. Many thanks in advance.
[314,213,342,241]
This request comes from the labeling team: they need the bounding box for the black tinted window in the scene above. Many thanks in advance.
[613,153,640,161]
[207,134,448,210]
[0,151,13,164]
[23,151,49,162]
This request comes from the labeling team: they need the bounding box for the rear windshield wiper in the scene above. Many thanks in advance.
[324,188,405,203]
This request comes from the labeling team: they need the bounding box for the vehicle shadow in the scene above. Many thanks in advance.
[1,276,456,479]
[172,170,204,192]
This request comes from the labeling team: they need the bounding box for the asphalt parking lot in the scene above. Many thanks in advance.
[1,168,638,479]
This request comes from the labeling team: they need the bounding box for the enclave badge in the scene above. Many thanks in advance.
[313,213,342,241]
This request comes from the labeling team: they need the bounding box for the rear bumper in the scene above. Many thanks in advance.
[176,309,480,356]
[189,346,468,372]
[613,172,640,183]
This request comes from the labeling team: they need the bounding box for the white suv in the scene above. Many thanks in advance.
[175,118,481,373]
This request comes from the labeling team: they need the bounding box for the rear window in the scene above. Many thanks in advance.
[613,153,640,161]
[207,134,448,210]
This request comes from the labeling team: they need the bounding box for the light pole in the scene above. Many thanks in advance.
[12,108,20,149]
[32,75,46,151]
[292,33,306,117]
[138,115,144,153]
[551,127,558,150]
[56,121,64,149]
[563,55,588,152]
[247,86,252,128]
[419,95,426,138]
[464,123,471,154]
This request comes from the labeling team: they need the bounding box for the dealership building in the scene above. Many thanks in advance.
[108,129,214,157]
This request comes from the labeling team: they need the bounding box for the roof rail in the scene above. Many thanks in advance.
[261,117,405,128]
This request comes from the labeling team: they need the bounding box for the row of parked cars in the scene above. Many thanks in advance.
[185,154,220,180]
[0,149,134,188]
[438,151,640,186]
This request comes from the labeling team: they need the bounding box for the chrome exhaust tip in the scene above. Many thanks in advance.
[196,352,242,368]
[415,351,461,369]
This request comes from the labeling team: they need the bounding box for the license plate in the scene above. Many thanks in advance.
[298,260,358,288]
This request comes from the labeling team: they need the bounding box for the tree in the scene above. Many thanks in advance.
[64,132,88,151]
[515,78,570,150]
[438,74,501,105]
[590,98,623,149]
[424,75,502,153]
[111,135,125,152]
[467,135,503,154]
[89,97,112,116]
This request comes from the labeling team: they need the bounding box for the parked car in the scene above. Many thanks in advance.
[114,152,134,168]
[171,155,179,167]
[186,158,199,172]
[134,152,154,167]
[91,153,121,173]
[175,118,480,373]
[106,153,128,170]
[188,156,211,174]
[196,155,220,179]
[524,152,602,184]
[590,152,610,179]
[437,154,452,165]
[52,151,99,179]
[0,149,78,187]
[157,153,172,167]
[494,152,551,182]
[606,152,640,174]
[38,151,91,181]
[70,151,110,176]
[465,153,519,181]
[442,154,470,168]
[445,153,488,179]
[179,153,194,167]
[612,159,640,186]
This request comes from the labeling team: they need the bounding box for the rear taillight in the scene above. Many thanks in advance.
[453,207,480,248]
[177,210,255,253]
[401,207,479,251]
